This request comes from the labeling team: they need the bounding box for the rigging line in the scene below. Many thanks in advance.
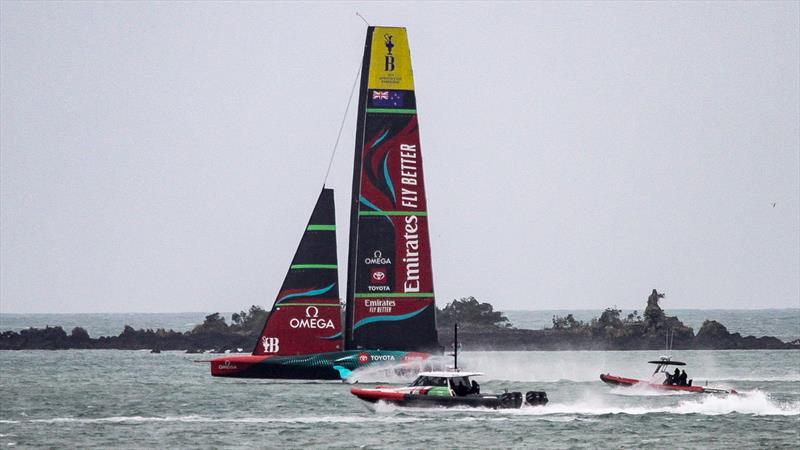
[323,62,362,187]
[356,12,371,26]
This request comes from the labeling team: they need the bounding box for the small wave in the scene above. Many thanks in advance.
[711,376,800,382]
[23,415,424,425]
[371,405,589,422]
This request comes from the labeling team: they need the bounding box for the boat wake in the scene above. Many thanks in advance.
[369,390,799,417]
[608,384,695,396]
[514,390,798,416]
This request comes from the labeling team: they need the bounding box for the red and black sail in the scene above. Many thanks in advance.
[345,27,439,352]
[253,188,342,356]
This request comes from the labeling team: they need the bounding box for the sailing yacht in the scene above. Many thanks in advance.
[210,26,440,380]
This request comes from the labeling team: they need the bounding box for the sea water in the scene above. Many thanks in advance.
[0,350,797,448]
[1,311,798,448]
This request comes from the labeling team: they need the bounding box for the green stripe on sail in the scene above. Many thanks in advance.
[358,211,427,216]
[366,108,417,114]
[354,293,435,298]
[306,224,335,231]
[290,264,337,270]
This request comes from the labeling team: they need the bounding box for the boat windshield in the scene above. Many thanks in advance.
[411,376,448,387]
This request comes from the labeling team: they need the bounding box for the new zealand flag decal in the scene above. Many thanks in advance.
[371,90,404,107]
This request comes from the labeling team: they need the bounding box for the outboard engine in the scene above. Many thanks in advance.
[498,391,523,409]
[525,391,548,406]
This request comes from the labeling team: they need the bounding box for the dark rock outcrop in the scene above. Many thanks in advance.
[437,289,795,351]
[694,320,791,350]
[1,292,796,351]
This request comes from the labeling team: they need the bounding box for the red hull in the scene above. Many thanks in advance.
[350,387,407,403]
[600,374,736,394]
[211,355,271,377]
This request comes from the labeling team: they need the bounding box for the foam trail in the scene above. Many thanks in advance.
[608,384,694,397]
[507,390,800,417]
[370,391,799,417]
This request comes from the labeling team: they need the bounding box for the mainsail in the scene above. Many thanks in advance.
[253,188,343,356]
[345,27,439,351]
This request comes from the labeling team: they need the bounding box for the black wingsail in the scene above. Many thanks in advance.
[345,27,439,352]
[253,188,343,356]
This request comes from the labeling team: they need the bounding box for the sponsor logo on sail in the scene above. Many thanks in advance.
[365,299,395,313]
[384,34,395,71]
[367,267,390,292]
[370,268,387,283]
[289,306,335,329]
[399,143,421,293]
[402,215,420,293]
[364,250,392,265]
[261,337,280,353]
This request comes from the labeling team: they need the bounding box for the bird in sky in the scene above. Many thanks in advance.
[771,202,777,208]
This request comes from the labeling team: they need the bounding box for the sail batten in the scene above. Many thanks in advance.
[345,26,439,352]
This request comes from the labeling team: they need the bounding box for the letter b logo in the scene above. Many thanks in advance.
[261,337,280,353]
[384,56,395,72]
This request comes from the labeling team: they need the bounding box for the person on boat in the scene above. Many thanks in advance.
[470,379,480,395]
[451,377,471,396]
[672,368,680,385]
[678,370,688,386]
[663,373,673,385]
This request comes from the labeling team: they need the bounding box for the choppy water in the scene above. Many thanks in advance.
[1,349,798,448]
[2,309,799,341]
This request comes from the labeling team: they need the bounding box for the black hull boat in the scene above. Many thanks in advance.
[351,325,549,409]
[351,371,548,409]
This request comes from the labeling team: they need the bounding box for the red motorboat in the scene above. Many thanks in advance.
[601,357,737,395]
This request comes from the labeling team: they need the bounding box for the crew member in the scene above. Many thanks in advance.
[679,369,688,386]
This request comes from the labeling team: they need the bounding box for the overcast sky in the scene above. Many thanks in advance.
[1,2,798,313]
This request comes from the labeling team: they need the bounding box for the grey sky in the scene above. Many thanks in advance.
[1,2,798,313]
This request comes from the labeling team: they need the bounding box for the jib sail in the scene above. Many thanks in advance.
[253,188,343,356]
[345,27,439,352]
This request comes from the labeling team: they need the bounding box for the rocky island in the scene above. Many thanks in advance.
[1,290,797,351]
